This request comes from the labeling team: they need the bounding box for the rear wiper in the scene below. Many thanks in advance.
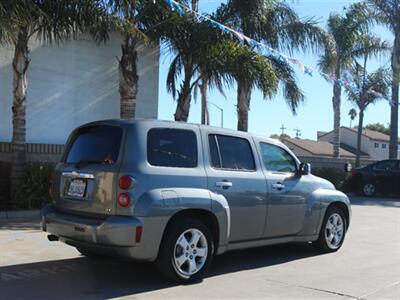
[74,159,104,169]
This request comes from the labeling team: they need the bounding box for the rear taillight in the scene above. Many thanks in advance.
[351,169,358,176]
[118,176,134,190]
[118,193,131,207]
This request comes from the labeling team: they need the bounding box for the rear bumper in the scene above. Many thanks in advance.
[41,205,153,259]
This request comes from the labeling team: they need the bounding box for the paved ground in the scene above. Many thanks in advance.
[1,195,400,300]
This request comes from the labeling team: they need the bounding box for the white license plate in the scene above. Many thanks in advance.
[67,179,87,198]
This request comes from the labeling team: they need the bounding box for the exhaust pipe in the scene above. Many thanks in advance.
[47,234,59,242]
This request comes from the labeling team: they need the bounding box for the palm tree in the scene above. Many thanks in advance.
[345,65,390,166]
[318,2,382,157]
[0,0,104,198]
[104,0,169,119]
[366,0,400,159]
[216,0,324,131]
[348,108,357,127]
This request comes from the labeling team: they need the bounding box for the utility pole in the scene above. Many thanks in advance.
[280,124,287,135]
[294,128,302,139]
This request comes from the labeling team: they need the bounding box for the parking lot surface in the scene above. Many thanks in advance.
[1,195,399,299]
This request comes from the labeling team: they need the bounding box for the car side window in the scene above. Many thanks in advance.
[373,161,396,171]
[147,128,198,168]
[209,134,256,171]
[259,143,297,174]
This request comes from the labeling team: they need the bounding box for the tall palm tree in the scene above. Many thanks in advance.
[366,0,400,159]
[216,0,324,131]
[319,3,381,157]
[344,65,390,166]
[104,0,169,119]
[0,0,104,198]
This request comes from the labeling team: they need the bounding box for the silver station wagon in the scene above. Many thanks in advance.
[42,119,351,282]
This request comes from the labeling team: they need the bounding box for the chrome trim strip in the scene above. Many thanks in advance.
[62,172,95,179]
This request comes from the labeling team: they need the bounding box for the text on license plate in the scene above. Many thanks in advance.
[67,179,87,198]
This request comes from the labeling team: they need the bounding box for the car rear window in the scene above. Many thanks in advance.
[65,125,123,164]
[147,128,198,168]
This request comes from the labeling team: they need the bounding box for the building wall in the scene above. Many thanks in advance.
[317,128,394,160]
[0,33,159,145]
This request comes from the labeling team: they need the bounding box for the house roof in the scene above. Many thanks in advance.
[319,126,390,142]
[281,137,357,158]
[345,127,390,142]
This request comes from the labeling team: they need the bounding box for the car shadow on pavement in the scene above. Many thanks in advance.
[0,243,321,299]
[0,219,41,231]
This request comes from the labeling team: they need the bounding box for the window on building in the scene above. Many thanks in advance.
[209,134,256,171]
[374,143,379,148]
[382,143,387,149]
[147,128,198,168]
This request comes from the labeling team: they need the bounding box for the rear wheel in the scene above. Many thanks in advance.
[156,218,214,283]
[362,182,376,197]
[314,206,347,253]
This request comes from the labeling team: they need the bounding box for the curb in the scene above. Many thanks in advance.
[0,210,41,220]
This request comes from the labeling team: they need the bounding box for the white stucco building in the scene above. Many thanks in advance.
[0,33,159,145]
[318,127,400,161]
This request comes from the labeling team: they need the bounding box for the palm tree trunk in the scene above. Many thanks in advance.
[10,29,30,198]
[119,36,138,119]
[237,82,250,132]
[389,36,399,159]
[355,109,364,167]
[332,67,342,158]
[174,61,193,122]
[200,76,209,125]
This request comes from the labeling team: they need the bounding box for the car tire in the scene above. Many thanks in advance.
[313,206,347,253]
[362,182,376,197]
[156,218,214,283]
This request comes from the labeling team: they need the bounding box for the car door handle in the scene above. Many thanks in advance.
[215,181,233,189]
[272,183,285,190]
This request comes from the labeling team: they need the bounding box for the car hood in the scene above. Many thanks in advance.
[311,175,336,191]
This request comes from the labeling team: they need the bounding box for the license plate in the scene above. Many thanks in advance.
[67,179,87,198]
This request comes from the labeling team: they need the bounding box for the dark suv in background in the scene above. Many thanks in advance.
[351,160,400,197]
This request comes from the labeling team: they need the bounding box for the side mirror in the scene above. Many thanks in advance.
[299,162,311,175]
[344,162,352,173]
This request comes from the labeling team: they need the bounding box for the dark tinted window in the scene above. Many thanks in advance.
[209,134,255,171]
[147,128,197,168]
[259,143,297,173]
[373,160,397,171]
[65,125,122,164]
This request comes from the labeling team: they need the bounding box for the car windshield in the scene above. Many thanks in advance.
[65,125,123,165]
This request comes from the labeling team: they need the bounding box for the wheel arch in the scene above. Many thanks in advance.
[326,201,350,229]
[159,208,220,257]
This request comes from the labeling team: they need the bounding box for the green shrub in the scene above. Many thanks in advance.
[312,167,352,192]
[15,163,54,209]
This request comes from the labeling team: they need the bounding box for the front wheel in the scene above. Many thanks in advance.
[156,218,214,283]
[313,206,347,253]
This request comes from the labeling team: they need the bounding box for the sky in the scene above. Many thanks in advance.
[157,0,395,140]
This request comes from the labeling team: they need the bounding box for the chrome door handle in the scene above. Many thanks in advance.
[272,183,285,190]
[215,181,233,189]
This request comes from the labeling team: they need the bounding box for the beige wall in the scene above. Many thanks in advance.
[0,33,159,144]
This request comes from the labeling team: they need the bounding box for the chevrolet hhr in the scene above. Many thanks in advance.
[41,119,351,282]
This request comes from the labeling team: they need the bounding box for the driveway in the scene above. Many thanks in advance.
[1,196,399,299]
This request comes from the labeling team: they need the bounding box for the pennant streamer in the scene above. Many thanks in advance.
[164,0,391,103]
